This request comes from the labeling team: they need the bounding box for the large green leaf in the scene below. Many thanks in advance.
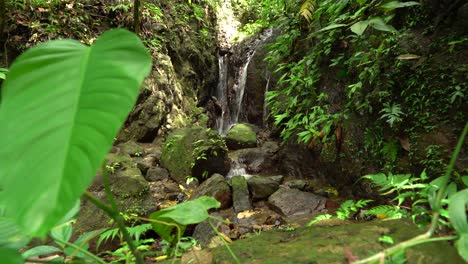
[0,29,152,237]
[0,247,23,264]
[456,233,468,262]
[150,196,220,243]
[449,189,468,234]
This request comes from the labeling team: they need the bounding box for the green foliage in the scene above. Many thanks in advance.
[98,224,154,263]
[149,196,220,245]
[308,199,372,226]
[0,67,7,80]
[0,29,152,238]
[22,203,106,263]
[380,103,404,128]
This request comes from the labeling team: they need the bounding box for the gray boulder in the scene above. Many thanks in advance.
[247,175,283,200]
[268,188,327,216]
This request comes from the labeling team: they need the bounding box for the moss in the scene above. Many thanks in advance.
[225,123,257,150]
[161,127,229,182]
[207,220,463,264]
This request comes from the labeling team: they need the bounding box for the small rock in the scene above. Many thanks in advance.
[192,174,232,209]
[145,166,169,182]
[230,176,252,213]
[136,155,157,174]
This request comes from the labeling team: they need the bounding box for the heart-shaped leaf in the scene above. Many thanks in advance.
[0,29,152,237]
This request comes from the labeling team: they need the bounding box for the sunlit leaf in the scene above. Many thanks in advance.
[350,20,370,35]
[22,245,62,259]
[381,1,420,10]
[368,17,397,33]
[396,54,421,60]
[319,23,347,32]
[150,196,220,243]
[0,29,152,237]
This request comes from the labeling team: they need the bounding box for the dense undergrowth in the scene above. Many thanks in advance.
[233,0,467,177]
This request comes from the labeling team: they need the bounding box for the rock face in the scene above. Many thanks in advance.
[268,188,327,216]
[225,123,257,150]
[228,141,280,176]
[247,175,283,200]
[230,176,252,212]
[160,126,230,183]
[145,166,170,182]
[191,174,232,209]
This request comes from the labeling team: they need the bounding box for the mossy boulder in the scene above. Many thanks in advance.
[75,153,153,234]
[160,126,230,183]
[203,220,464,264]
[225,123,257,150]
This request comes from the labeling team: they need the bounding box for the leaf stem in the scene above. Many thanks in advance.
[51,236,107,264]
[82,162,144,264]
[429,122,468,236]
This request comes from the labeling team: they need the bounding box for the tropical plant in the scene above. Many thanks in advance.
[0,28,224,264]
[355,122,468,263]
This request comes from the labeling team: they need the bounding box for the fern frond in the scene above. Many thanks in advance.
[299,0,316,22]
[365,205,404,220]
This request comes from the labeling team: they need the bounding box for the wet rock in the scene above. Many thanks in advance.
[287,180,306,191]
[261,141,279,155]
[228,146,280,175]
[247,176,283,200]
[278,140,318,179]
[136,155,157,174]
[160,126,230,183]
[192,219,230,249]
[268,188,326,216]
[225,123,257,150]
[145,166,169,182]
[118,140,145,157]
[192,174,232,209]
[230,176,252,213]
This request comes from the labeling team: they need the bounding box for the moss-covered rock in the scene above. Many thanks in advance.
[160,127,230,183]
[203,219,464,264]
[192,174,232,209]
[75,153,153,234]
[225,123,257,150]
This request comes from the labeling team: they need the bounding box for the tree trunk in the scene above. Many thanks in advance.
[133,0,141,34]
[0,0,5,39]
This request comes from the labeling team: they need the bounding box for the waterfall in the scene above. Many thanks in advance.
[215,54,229,134]
[214,28,273,135]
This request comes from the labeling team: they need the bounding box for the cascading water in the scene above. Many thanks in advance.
[214,28,273,135]
[215,54,229,134]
